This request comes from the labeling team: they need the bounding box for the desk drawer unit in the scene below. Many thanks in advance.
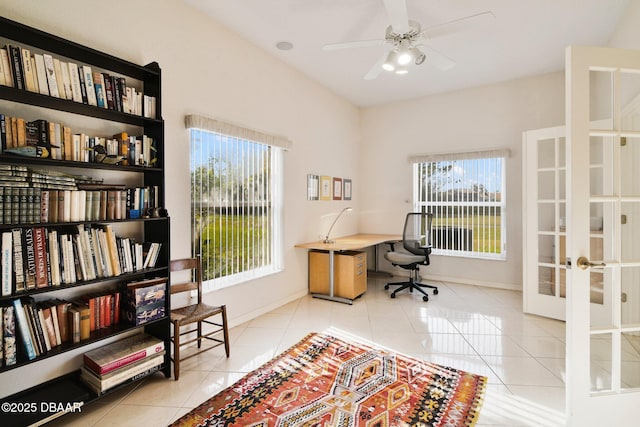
[308,250,367,299]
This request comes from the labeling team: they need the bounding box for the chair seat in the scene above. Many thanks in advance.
[384,251,425,265]
[171,303,224,325]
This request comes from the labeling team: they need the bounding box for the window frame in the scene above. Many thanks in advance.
[412,150,508,260]
[187,115,289,292]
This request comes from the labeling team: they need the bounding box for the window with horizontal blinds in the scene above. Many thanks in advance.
[188,118,285,290]
[412,150,507,259]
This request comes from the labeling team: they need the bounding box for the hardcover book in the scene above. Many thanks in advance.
[12,298,36,360]
[1,231,12,296]
[42,54,59,98]
[33,53,49,96]
[83,333,164,375]
[3,304,16,366]
[80,353,164,394]
[12,228,25,293]
[33,227,49,288]
[6,45,24,90]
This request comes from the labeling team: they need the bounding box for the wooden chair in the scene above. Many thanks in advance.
[169,256,229,380]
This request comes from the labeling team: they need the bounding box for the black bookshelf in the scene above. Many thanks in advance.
[0,16,170,425]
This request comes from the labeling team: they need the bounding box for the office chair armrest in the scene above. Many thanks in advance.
[385,239,401,251]
[420,244,432,256]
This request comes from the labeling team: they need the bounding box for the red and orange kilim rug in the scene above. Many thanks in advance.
[171,332,487,427]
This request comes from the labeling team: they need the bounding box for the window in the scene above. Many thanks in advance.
[186,115,290,290]
[412,149,508,259]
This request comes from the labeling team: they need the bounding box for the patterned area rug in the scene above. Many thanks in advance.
[170,332,487,427]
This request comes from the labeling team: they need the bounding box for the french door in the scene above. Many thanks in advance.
[523,124,610,326]
[565,45,640,426]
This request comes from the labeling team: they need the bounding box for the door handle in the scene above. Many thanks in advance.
[576,256,606,270]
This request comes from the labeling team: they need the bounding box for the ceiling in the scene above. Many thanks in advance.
[182,0,631,107]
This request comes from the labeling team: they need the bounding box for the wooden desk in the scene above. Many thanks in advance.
[295,234,401,304]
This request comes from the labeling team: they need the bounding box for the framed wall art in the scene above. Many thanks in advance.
[320,175,332,200]
[343,178,352,200]
[307,174,319,200]
[333,177,343,200]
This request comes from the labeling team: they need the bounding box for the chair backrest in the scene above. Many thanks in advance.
[169,256,203,304]
[402,212,433,257]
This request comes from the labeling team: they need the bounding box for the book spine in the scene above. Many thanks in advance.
[3,305,17,365]
[0,47,14,87]
[42,54,59,97]
[68,306,80,344]
[1,232,12,296]
[84,344,160,375]
[79,304,90,340]
[12,299,36,360]
[82,66,97,106]
[81,362,162,394]
[33,227,49,288]
[55,300,70,343]
[40,190,49,223]
[33,53,49,96]
[12,229,25,294]
[7,45,24,90]
[20,47,36,92]
[23,228,36,290]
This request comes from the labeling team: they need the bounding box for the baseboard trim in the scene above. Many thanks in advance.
[421,273,521,292]
[381,269,521,292]
[227,289,309,329]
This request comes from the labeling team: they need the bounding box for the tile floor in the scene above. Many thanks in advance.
[51,277,570,427]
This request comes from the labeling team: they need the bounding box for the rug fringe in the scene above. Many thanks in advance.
[466,375,488,427]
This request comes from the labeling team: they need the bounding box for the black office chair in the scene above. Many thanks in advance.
[384,212,439,301]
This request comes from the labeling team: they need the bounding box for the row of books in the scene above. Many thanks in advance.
[0,44,157,119]
[0,115,158,167]
[4,297,90,364]
[81,333,165,394]
[1,278,167,367]
[0,164,99,187]
[0,185,161,225]
[0,224,163,296]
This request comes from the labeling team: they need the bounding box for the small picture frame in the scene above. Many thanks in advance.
[333,177,342,200]
[307,174,319,200]
[320,175,332,200]
[343,178,352,200]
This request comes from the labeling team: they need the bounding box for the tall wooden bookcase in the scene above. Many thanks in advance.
[0,17,170,425]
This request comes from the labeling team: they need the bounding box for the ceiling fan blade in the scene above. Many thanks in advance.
[421,11,495,39]
[382,0,410,34]
[421,45,456,71]
[323,39,386,51]
[364,52,388,80]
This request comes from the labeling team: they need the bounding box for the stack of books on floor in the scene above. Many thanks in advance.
[80,332,165,394]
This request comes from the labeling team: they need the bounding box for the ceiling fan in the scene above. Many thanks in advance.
[322,0,494,80]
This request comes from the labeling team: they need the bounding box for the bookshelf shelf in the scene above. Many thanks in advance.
[0,16,170,426]
[0,215,169,231]
[0,315,166,373]
[0,85,162,126]
[0,266,168,303]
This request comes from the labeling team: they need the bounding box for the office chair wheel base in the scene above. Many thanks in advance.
[433,289,439,295]
[390,293,396,299]
[384,285,390,290]
[422,296,429,302]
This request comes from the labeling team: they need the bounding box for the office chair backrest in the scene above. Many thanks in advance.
[403,212,433,256]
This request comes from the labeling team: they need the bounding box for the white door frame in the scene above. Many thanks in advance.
[566,45,640,426]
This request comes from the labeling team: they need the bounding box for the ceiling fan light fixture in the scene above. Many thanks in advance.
[411,47,426,65]
[395,66,408,75]
[383,50,397,71]
[397,48,412,65]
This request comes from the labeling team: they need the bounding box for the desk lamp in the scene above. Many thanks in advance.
[323,207,352,243]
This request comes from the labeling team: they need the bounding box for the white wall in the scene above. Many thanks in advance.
[0,0,361,395]
[360,72,565,289]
